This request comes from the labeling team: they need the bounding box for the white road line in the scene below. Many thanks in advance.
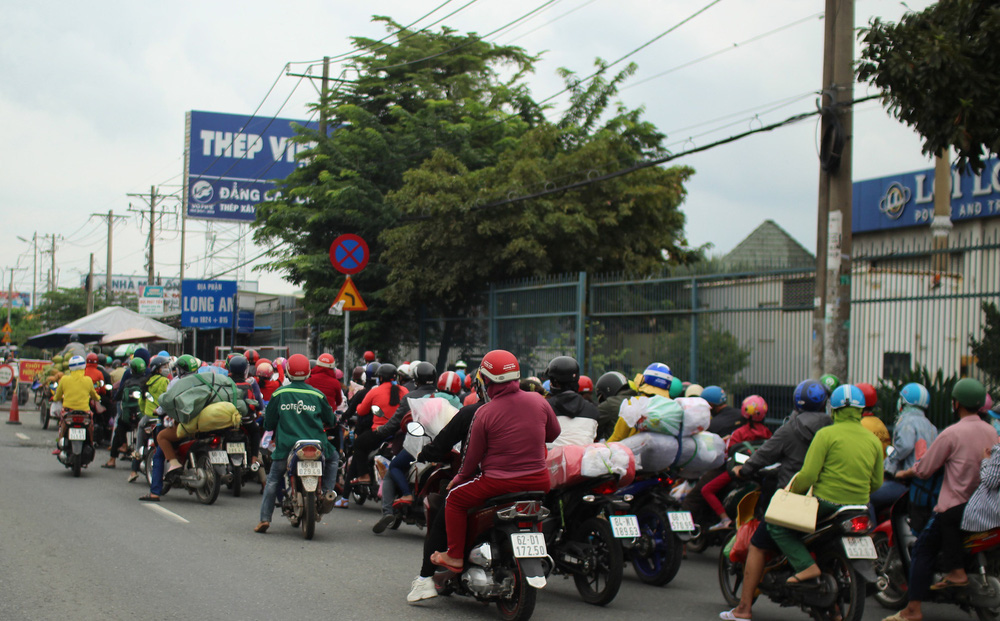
[144,504,190,524]
[15,433,30,441]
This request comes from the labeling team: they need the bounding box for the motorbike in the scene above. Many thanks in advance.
[344,406,392,506]
[56,410,96,477]
[431,491,550,620]
[872,494,1000,619]
[278,439,336,540]
[683,448,763,554]
[718,489,876,621]
[611,471,691,586]
[390,421,459,530]
[159,430,228,505]
[539,474,629,606]
[38,381,58,429]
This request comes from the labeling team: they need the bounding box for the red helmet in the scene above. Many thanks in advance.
[578,375,593,396]
[437,371,462,395]
[856,382,878,410]
[480,350,520,384]
[257,357,271,368]
[286,354,311,380]
[256,362,274,379]
[317,353,336,369]
[85,353,99,365]
[243,349,259,365]
[463,374,473,390]
[363,350,375,363]
[741,395,768,422]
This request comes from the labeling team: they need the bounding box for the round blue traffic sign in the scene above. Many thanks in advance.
[329,234,369,275]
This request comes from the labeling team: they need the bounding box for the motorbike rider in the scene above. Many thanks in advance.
[857,382,891,456]
[52,355,99,455]
[255,362,280,402]
[307,352,343,410]
[347,363,409,485]
[887,378,997,621]
[721,379,831,621]
[104,357,148,470]
[137,355,192,500]
[704,385,743,437]
[594,371,637,441]
[255,354,340,534]
[429,350,560,572]
[545,356,599,446]
[578,374,594,402]
[453,360,467,384]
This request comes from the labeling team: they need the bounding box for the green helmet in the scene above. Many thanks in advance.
[175,354,199,376]
[129,358,147,376]
[952,378,987,411]
[668,376,684,398]
[105,355,113,366]
[820,373,841,394]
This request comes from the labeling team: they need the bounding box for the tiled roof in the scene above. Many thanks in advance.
[723,220,815,270]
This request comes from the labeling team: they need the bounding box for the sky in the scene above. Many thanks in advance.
[0,0,939,302]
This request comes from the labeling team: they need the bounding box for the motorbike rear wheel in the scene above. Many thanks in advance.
[495,559,537,621]
[40,404,49,429]
[302,491,316,540]
[820,552,865,621]
[631,504,684,586]
[571,516,624,606]
[71,454,82,478]
[717,532,744,607]
[194,454,221,505]
[872,532,907,610]
[232,465,243,498]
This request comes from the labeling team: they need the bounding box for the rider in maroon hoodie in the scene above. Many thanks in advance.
[306,353,343,410]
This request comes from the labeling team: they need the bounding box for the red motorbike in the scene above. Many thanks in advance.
[161,431,228,505]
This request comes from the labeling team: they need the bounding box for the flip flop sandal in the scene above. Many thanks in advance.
[254,521,270,534]
[101,463,116,469]
[719,609,751,621]
[138,494,160,502]
[787,575,821,587]
[430,552,463,573]
[931,578,969,590]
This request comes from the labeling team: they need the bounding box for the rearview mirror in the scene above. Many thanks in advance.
[406,421,426,437]
[734,452,750,465]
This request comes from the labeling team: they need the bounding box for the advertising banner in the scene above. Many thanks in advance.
[17,359,49,383]
[236,309,255,335]
[138,297,164,317]
[0,292,31,309]
[853,157,1000,233]
[185,110,318,222]
[181,279,238,329]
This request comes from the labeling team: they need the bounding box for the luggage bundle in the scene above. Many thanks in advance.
[158,373,248,438]
[546,442,636,489]
[617,430,726,476]
[618,395,710,437]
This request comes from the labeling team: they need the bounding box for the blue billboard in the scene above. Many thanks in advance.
[181,279,238,329]
[185,110,318,222]
[853,157,1000,233]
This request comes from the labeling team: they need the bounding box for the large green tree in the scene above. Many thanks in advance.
[970,301,1000,391]
[857,0,1000,172]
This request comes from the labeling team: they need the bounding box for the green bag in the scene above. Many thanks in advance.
[158,373,247,424]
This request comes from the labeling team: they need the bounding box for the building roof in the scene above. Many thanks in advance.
[723,219,815,270]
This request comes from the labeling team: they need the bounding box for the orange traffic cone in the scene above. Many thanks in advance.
[6,380,21,425]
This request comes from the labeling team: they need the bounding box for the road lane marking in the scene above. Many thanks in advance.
[144,504,190,524]
[15,433,30,441]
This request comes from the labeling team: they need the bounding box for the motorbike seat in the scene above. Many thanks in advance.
[479,491,546,508]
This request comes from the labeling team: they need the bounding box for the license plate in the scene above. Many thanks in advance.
[610,515,641,538]
[843,536,877,559]
[511,532,546,558]
[68,428,87,440]
[209,450,229,465]
[226,442,245,455]
[297,461,323,476]
[667,511,696,532]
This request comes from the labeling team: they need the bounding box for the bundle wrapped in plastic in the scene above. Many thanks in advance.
[618,431,726,475]
[673,397,712,435]
[619,395,706,437]
[547,442,636,488]
[548,416,599,448]
[177,401,242,438]
[547,444,586,488]
[408,396,458,439]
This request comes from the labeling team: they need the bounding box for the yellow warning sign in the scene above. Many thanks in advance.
[1,322,11,333]
[1,322,10,343]
[334,276,367,311]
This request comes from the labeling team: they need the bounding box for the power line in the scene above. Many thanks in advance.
[494,0,602,44]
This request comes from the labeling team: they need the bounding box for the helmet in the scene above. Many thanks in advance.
[243,349,259,366]
[228,355,249,380]
[480,350,520,383]
[335,369,344,380]
[351,366,365,383]
[286,354,311,380]
[397,363,412,381]
[129,357,147,376]
[365,362,380,380]
[741,395,768,422]
[899,383,930,410]
[413,361,437,385]
[363,350,375,363]
[438,371,462,395]
[69,334,80,342]
[464,374,473,390]
[148,355,170,374]
[257,357,271,368]
[830,384,866,410]
[105,355,112,366]
[953,378,987,411]
[983,394,995,415]
[547,356,580,389]
[175,354,199,376]
[377,363,398,383]
[642,363,673,391]
[794,380,828,412]
[819,373,841,394]
[85,353,99,365]
[701,385,727,406]
[856,382,878,410]
[317,353,336,369]
[273,356,287,370]
[157,350,169,358]
[256,362,274,379]
[669,377,684,398]
[684,383,704,397]
[595,372,628,402]
[68,355,86,371]
[578,375,593,397]
[455,360,468,370]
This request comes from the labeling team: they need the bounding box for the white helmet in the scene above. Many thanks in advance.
[68,355,86,371]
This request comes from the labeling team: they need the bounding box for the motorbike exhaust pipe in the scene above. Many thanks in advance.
[250,461,260,472]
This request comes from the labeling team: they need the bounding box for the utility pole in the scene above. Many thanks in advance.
[91,210,127,303]
[31,234,36,311]
[813,0,855,381]
[127,186,161,286]
[86,253,95,315]
[319,56,330,136]
[49,234,56,294]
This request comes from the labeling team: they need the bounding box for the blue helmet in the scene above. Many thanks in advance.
[794,379,828,412]
[899,383,930,410]
[701,385,727,406]
[830,384,865,410]
[642,363,673,391]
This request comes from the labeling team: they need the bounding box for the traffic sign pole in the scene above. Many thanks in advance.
[343,310,350,382]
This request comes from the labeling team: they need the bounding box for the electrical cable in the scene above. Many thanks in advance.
[494,0,602,44]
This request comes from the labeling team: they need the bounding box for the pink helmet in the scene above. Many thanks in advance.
[273,356,287,370]
[741,395,768,422]
[982,393,995,415]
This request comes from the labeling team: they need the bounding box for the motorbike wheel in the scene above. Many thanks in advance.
[40,404,50,429]
[717,533,744,607]
[820,552,865,621]
[71,454,82,478]
[144,450,155,487]
[194,454,221,505]
[232,465,243,498]
[495,559,537,621]
[351,489,367,506]
[872,532,907,610]
[301,491,316,540]
[571,516,624,606]
[631,504,684,586]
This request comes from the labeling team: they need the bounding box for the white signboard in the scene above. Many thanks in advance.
[138,297,164,317]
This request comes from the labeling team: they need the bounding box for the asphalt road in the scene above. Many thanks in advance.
[0,405,973,621]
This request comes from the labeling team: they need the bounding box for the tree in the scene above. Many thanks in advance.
[970,301,1000,390]
[33,288,105,330]
[857,1,1000,172]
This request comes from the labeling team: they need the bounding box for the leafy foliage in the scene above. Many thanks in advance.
[970,301,1000,391]
[653,320,750,393]
[857,1,1000,172]
[33,288,106,331]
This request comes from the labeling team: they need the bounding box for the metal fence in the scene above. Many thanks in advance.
[419,231,1000,418]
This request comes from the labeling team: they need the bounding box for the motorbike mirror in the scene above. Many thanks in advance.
[105,384,113,391]
[406,421,426,437]
[145,392,153,400]
[734,452,750,465]
[371,405,382,416]
[760,462,781,472]
[131,391,141,399]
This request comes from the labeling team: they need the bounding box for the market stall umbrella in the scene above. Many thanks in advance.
[99,328,171,347]
[23,327,105,350]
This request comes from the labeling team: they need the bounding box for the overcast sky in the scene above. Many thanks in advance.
[0,0,937,300]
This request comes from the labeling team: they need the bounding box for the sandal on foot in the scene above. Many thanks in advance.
[787,571,821,586]
[931,577,968,590]
[127,472,139,483]
[430,551,463,573]
[719,609,751,620]
[138,494,160,502]
[254,521,270,533]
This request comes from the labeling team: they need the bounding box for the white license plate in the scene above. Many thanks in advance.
[226,442,245,455]
[297,461,323,476]
[610,515,641,538]
[667,511,696,532]
[209,450,229,465]
[68,428,87,440]
[511,532,546,558]
[843,536,877,559]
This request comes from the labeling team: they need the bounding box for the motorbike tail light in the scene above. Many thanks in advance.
[210,436,221,448]
[71,416,85,424]
[841,515,871,534]
[591,480,618,496]
[296,445,320,460]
